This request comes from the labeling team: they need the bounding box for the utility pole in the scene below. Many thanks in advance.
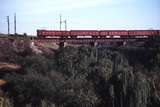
[64,20,67,31]
[6,16,10,35]
[59,14,62,30]
[14,13,17,34]
[59,14,67,30]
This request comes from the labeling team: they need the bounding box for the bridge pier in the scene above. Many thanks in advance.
[59,42,67,47]
[59,42,64,47]
[116,41,126,46]
[90,42,98,46]
[123,41,127,45]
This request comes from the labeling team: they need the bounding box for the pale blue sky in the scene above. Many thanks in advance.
[0,0,160,35]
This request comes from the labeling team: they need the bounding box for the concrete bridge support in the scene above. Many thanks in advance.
[90,42,98,46]
[59,42,67,47]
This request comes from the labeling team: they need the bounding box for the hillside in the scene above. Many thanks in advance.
[0,38,160,107]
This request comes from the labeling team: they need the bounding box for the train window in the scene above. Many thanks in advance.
[101,32,108,35]
[84,32,87,35]
[48,32,51,35]
[45,32,48,35]
[71,32,74,35]
[42,32,45,35]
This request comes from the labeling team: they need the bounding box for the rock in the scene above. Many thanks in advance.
[30,41,42,54]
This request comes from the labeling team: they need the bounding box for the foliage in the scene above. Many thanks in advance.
[0,44,160,107]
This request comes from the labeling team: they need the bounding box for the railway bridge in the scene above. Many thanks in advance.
[0,36,158,49]
[31,37,151,47]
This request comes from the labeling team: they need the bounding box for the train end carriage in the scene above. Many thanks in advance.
[37,30,70,38]
[37,30,45,38]
[37,30,58,38]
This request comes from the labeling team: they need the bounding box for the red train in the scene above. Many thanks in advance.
[37,30,160,38]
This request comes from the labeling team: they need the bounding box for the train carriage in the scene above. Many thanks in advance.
[128,30,158,37]
[100,30,128,38]
[70,30,99,37]
[37,30,70,38]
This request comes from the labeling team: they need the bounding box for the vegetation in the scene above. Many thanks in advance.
[0,38,160,107]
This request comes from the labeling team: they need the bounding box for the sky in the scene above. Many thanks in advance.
[0,0,160,35]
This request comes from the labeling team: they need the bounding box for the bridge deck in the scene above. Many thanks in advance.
[32,38,149,43]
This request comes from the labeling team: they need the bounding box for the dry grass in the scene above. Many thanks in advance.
[0,97,13,107]
[0,80,6,87]
[0,62,20,72]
